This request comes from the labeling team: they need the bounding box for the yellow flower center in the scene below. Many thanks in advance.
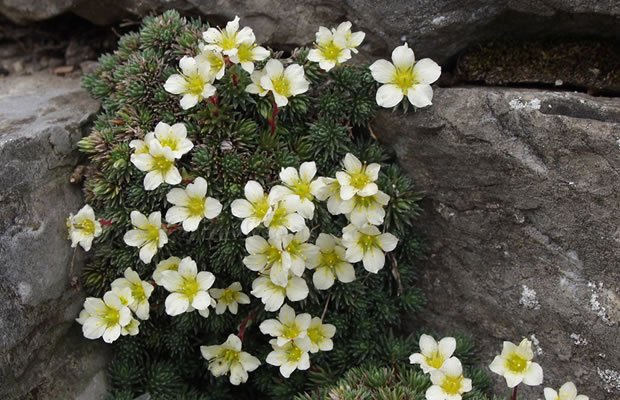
[185,73,207,96]
[221,288,236,305]
[151,154,174,173]
[206,52,224,74]
[131,284,146,303]
[287,344,304,362]
[76,219,96,235]
[282,324,301,339]
[357,233,378,252]
[505,352,528,374]
[220,32,238,51]
[268,205,289,228]
[307,326,323,345]
[319,249,340,268]
[319,41,344,62]
[252,196,270,219]
[266,245,284,264]
[289,180,313,200]
[143,224,161,245]
[118,294,132,306]
[181,277,200,301]
[353,195,378,210]
[440,375,464,395]
[271,74,291,97]
[286,240,303,258]
[237,43,255,63]
[158,135,180,151]
[391,67,417,93]
[221,349,240,364]
[186,196,205,217]
[103,306,120,327]
[426,351,445,369]
[348,168,371,190]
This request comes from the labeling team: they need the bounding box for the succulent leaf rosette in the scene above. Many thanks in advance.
[70,11,437,399]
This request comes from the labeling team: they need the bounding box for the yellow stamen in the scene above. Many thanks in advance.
[441,375,464,395]
[186,196,205,217]
[505,353,528,373]
[271,75,291,96]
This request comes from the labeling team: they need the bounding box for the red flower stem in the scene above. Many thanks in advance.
[268,98,279,135]
[511,386,518,400]
[238,311,256,342]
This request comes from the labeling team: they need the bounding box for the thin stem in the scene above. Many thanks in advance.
[389,253,403,296]
[320,293,332,321]
[511,385,518,400]
[238,311,256,342]
[268,98,279,135]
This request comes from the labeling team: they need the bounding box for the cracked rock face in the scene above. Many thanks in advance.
[375,87,620,399]
[0,73,107,400]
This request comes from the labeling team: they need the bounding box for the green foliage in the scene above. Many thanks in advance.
[77,10,453,400]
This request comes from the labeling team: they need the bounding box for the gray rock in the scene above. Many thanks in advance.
[0,73,107,400]
[375,87,620,399]
[3,1,620,64]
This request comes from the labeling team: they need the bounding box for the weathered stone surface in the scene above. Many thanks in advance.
[2,1,620,63]
[375,87,620,399]
[0,73,107,400]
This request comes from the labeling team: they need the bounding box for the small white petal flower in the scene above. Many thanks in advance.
[243,234,292,287]
[67,204,102,251]
[210,282,251,315]
[282,228,319,277]
[369,43,441,108]
[312,177,353,215]
[164,56,216,110]
[245,69,269,96]
[121,317,140,336]
[153,256,181,286]
[265,337,311,378]
[336,153,380,200]
[160,256,216,317]
[130,140,181,190]
[202,16,255,57]
[426,358,472,400]
[341,224,398,273]
[307,26,351,71]
[348,190,390,227]
[489,339,544,388]
[306,317,336,353]
[110,286,134,308]
[332,21,365,54]
[200,334,261,385]
[195,45,226,80]
[259,304,311,347]
[229,42,270,74]
[165,177,223,232]
[263,200,306,239]
[81,291,132,344]
[231,180,272,235]
[251,273,309,312]
[260,59,310,107]
[129,132,155,155]
[153,121,194,159]
[306,233,355,290]
[409,334,457,374]
[544,382,588,400]
[123,211,168,264]
[270,162,321,219]
[111,267,155,320]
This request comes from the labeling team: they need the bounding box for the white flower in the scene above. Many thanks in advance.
[111,267,155,320]
[269,161,322,219]
[122,317,140,336]
[110,286,134,309]
[263,200,306,239]
[251,274,308,312]
[200,334,261,385]
[259,304,311,347]
[544,382,588,400]
[81,292,132,343]
[489,339,544,388]
[336,153,380,200]
[129,132,155,155]
[348,190,390,227]
[210,282,251,315]
[282,228,319,278]
[426,358,472,400]
[202,16,255,57]
[409,334,457,374]
[243,234,291,287]
[341,224,398,273]
[306,233,355,290]
[130,140,182,190]
[231,180,272,234]
[123,211,168,264]
[245,69,269,96]
[306,317,336,353]
[153,256,181,286]
[230,42,270,74]
[164,56,216,110]
[195,45,226,80]
[369,43,441,108]
[332,21,365,54]
[307,27,351,71]
[152,121,193,159]
[266,338,311,378]
[165,177,223,232]
[312,177,353,215]
[160,256,216,317]
[260,59,310,107]
[66,204,102,251]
